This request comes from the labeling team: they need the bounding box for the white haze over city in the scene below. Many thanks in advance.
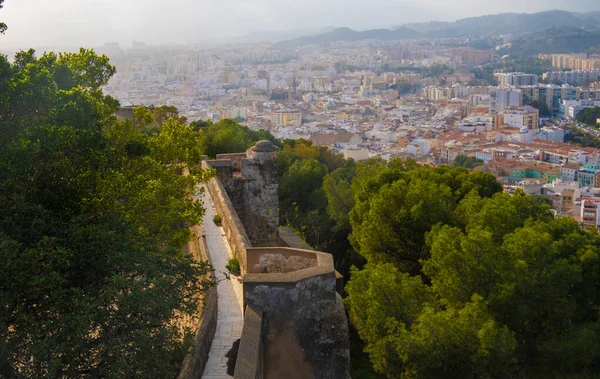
[1,0,599,49]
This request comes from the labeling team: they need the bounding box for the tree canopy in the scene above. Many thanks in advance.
[452,154,485,169]
[576,106,600,126]
[530,100,552,117]
[345,159,600,378]
[0,49,213,378]
[197,118,278,158]
[0,0,6,35]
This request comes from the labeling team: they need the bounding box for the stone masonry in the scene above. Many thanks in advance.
[212,141,279,247]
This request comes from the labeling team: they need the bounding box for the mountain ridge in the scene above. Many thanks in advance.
[275,10,600,48]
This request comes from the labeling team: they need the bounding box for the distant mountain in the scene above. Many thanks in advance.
[503,26,600,56]
[403,10,600,37]
[273,10,600,49]
[234,26,338,43]
[275,27,421,48]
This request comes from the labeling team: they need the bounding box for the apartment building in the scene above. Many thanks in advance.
[581,200,600,229]
[520,85,580,113]
[272,111,302,127]
[494,106,539,130]
[489,88,521,114]
[543,70,600,85]
[560,100,600,119]
[494,72,538,86]
[540,54,600,70]
[577,164,600,188]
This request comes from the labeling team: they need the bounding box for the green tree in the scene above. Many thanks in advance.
[197,118,277,158]
[346,183,600,378]
[0,49,213,378]
[190,119,213,132]
[0,0,6,35]
[348,160,501,273]
[280,159,328,215]
[452,154,485,169]
[154,105,181,125]
[133,105,154,127]
[531,100,552,117]
[576,107,600,126]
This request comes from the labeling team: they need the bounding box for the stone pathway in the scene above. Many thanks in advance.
[197,184,244,379]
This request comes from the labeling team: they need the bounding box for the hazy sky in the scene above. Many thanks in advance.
[1,0,599,49]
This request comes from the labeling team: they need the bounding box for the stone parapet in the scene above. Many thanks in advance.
[234,304,264,379]
[242,248,349,379]
[202,159,252,273]
[178,225,218,379]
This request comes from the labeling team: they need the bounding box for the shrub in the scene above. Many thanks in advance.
[226,258,241,276]
[213,214,222,224]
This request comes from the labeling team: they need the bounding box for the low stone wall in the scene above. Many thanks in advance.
[202,160,252,273]
[234,304,264,379]
[216,153,246,172]
[179,225,219,379]
[246,247,318,274]
[278,227,345,295]
[243,250,350,379]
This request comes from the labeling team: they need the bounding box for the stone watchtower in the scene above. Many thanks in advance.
[212,140,279,247]
[239,141,279,246]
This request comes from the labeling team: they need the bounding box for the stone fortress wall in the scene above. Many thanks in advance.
[178,225,218,379]
[201,141,350,379]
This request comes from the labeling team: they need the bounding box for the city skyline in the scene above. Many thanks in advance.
[1,0,599,49]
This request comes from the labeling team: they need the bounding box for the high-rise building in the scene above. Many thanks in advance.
[489,88,521,114]
[494,72,538,86]
[542,70,600,85]
[539,54,600,70]
[519,85,580,113]
[497,106,540,130]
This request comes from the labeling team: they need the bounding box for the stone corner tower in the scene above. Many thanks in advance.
[240,140,279,246]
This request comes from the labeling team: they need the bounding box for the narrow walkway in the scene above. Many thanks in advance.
[197,184,244,379]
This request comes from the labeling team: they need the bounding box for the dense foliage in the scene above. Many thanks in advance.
[277,139,360,275]
[565,128,600,148]
[504,26,600,56]
[530,100,552,117]
[576,106,600,126]
[0,49,214,378]
[344,159,600,378]
[0,0,5,35]
[197,118,278,158]
[452,154,484,169]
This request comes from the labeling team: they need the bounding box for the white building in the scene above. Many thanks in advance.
[501,106,540,129]
[489,88,521,114]
[494,72,538,86]
[406,139,432,158]
[559,99,600,119]
[543,70,600,85]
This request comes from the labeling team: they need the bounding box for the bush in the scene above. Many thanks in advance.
[226,258,241,276]
[213,214,222,224]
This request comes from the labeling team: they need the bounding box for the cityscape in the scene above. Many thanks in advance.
[96,29,600,227]
[4,1,600,379]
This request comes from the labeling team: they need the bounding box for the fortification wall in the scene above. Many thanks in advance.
[241,249,350,379]
[202,159,252,272]
[178,225,218,379]
[216,153,247,172]
[234,304,264,379]
[201,144,350,379]
[238,156,279,246]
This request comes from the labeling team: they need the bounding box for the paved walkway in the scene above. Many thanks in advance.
[197,184,244,379]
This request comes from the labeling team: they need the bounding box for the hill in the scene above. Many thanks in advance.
[275,10,600,48]
[404,10,600,37]
[275,26,421,48]
[503,26,600,55]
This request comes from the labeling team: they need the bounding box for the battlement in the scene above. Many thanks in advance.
[204,140,279,247]
[200,141,350,379]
